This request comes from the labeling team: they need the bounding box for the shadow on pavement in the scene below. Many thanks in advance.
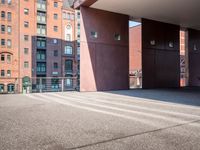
[105,87,200,107]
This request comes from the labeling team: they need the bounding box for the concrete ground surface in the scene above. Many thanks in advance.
[0,89,200,150]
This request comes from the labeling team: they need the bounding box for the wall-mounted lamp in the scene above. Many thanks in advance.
[150,40,156,46]
[169,41,174,48]
[194,44,197,51]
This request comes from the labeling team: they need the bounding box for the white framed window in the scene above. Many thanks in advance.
[66,34,71,41]
[53,39,58,44]
[65,46,73,55]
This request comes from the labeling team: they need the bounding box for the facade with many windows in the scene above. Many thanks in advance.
[0,0,80,93]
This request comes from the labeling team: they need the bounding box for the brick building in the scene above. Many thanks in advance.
[0,0,80,93]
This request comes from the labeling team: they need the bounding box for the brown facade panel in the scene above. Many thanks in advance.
[142,19,180,88]
[80,7,129,91]
[188,29,200,86]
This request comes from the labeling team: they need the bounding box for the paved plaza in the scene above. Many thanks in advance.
[0,89,200,150]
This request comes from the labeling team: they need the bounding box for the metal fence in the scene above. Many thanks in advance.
[0,77,79,94]
[129,76,142,89]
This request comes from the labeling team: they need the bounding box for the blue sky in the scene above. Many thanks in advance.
[129,21,141,27]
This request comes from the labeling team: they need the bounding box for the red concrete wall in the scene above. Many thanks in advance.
[80,7,129,91]
[188,29,200,86]
[142,19,180,88]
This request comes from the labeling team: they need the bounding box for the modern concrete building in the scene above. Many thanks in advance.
[129,25,187,88]
[70,0,200,92]
[0,0,80,93]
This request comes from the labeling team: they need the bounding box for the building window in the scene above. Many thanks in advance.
[24,35,29,41]
[53,62,58,69]
[53,13,58,20]
[37,0,46,11]
[77,12,80,19]
[24,48,29,54]
[65,60,73,72]
[1,70,5,77]
[54,2,58,7]
[66,34,71,41]
[7,0,12,5]
[64,46,73,55]
[66,13,70,20]
[1,39,5,46]
[36,50,46,60]
[63,12,67,19]
[7,84,14,93]
[37,12,46,23]
[1,0,5,4]
[1,25,5,33]
[70,14,75,20]
[114,33,121,41]
[37,62,46,73]
[77,23,80,30]
[37,37,46,48]
[24,61,29,68]
[0,84,4,92]
[7,39,11,48]
[77,47,80,55]
[67,25,71,30]
[53,39,58,44]
[24,21,29,28]
[7,54,11,63]
[53,26,58,32]
[7,70,11,77]
[91,31,98,38]
[7,12,11,21]
[37,24,46,35]
[54,50,58,56]
[24,8,29,15]
[1,54,5,62]
[7,26,11,34]
[1,11,5,19]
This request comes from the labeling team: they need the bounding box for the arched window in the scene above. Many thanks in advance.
[1,11,5,19]
[7,84,14,93]
[67,25,71,30]
[0,84,4,93]
[65,24,72,41]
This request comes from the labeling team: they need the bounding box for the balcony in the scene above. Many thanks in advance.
[37,19,46,24]
[36,71,46,75]
[37,45,46,49]
[65,70,73,75]
[36,58,46,62]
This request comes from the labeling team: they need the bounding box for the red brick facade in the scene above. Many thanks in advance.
[0,0,79,93]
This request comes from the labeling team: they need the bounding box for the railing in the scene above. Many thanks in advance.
[129,70,142,89]
[0,77,79,94]
[129,76,142,89]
